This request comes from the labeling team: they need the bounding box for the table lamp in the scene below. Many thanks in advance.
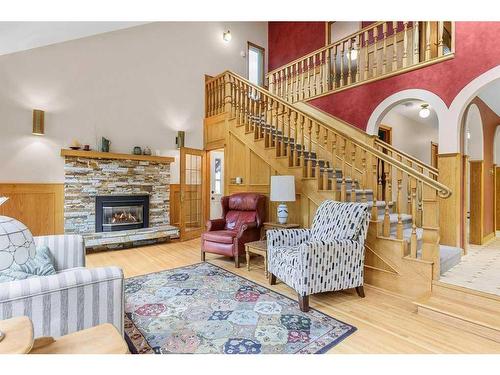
[0,197,36,343]
[270,175,296,224]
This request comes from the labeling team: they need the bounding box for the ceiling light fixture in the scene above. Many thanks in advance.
[419,104,430,119]
[223,30,232,43]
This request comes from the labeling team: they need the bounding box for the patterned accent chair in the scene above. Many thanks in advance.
[0,234,124,338]
[267,201,370,312]
[202,193,266,267]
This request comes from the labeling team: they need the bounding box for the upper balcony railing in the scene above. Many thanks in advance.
[266,21,455,103]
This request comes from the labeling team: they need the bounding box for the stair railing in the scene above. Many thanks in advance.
[206,70,451,279]
[266,21,454,103]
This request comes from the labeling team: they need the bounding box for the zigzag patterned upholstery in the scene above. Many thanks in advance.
[267,201,370,300]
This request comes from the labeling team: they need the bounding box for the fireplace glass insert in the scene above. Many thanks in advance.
[95,195,149,232]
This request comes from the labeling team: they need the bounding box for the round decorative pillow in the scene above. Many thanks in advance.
[0,216,36,271]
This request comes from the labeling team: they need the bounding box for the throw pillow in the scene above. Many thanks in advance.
[0,245,57,283]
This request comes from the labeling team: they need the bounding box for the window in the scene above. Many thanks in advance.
[214,157,222,194]
[247,42,265,87]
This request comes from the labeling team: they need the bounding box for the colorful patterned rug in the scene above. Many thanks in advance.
[124,262,356,354]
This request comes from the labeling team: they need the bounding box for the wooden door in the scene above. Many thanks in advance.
[431,142,439,169]
[180,147,207,240]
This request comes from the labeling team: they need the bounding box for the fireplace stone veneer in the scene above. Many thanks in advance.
[63,155,170,235]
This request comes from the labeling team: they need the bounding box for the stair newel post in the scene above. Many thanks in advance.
[363,30,369,81]
[315,123,321,189]
[339,41,345,88]
[355,34,361,83]
[307,119,313,178]
[340,138,347,202]
[351,144,357,202]
[300,115,306,168]
[371,160,379,220]
[402,21,409,68]
[392,22,398,72]
[382,22,388,75]
[425,21,432,61]
[346,38,353,86]
[372,25,379,78]
[413,21,420,64]
[293,112,299,167]
[323,128,329,190]
[410,184,418,258]
[421,183,441,279]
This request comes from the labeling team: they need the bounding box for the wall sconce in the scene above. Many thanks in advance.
[32,109,45,135]
[223,30,232,43]
[176,131,185,149]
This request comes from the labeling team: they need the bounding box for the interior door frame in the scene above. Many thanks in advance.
[179,147,208,240]
[205,144,226,223]
[247,41,266,87]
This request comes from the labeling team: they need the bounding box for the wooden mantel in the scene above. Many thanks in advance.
[60,149,175,164]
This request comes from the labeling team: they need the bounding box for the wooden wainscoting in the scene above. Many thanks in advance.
[0,183,64,236]
[169,184,180,227]
[496,166,500,231]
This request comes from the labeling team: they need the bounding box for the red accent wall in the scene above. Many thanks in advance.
[306,22,500,130]
[268,22,326,71]
[472,97,500,238]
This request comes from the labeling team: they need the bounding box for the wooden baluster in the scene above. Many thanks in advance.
[280,105,287,157]
[315,124,322,188]
[332,45,338,89]
[295,63,300,102]
[396,177,404,239]
[372,25,379,78]
[351,144,357,202]
[410,186,418,258]
[372,161,379,220]
[312,55,318,97]
[269,73,274,95]
[402,22,409,68]
[355,34,361,83]
[330,134,338,198]
[307,119,313,178]
[425,21,432,61]
[300,116,306,168]
[286,108,292,159]
[322,128,329,190]
[364,30,369,80]
[324,49,331,93]
[392,22,398,71]
[382,22,388,74]
[347,38,353,85]
[293,112,299,166]
[417,177,423,227]
[307,57,313,98]
[383,201,391,237]
[340,139,347,201]
[272,101,278,148]
[339,42,345,87]
[413,21,420,64]
[361,150,367,202]
[437,21,445,57]
[377,161,383,201]
[300,60,305,100]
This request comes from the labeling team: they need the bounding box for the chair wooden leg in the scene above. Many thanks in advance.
[355,286,365,298]
[234,255,240,268]
[269,272,276,285]
[298,294,310,312]
[201,250,205,262]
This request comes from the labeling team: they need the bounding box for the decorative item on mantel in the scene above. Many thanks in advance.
[69,139,81,150]
[143,147,152,156]
[270,175,296,224]
[101,137,111,152]
[133,146,142,155]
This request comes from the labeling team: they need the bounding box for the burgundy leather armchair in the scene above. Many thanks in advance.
[201,193,266,267]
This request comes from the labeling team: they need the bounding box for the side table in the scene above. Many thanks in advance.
[245,240,268,277]
[261,222,300,239]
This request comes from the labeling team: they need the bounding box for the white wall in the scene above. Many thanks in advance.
[0,22,268,183]
[380,111,439,165]
[464,104,484,160]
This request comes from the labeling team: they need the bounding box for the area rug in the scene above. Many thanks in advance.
[124,262,356,354]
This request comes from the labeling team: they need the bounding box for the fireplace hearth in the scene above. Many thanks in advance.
[96,195,149,232]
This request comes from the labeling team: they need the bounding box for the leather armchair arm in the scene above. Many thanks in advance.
[237,221,258,238]
[206,218,226,231]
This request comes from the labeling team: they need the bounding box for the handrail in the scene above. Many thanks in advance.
[267,21,386,76]
[208,70,452,198]
[374,138,438,176]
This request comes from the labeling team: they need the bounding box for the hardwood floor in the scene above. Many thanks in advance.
[86,238,500,354]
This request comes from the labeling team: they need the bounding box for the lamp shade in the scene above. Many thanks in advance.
[0,215,36,271]
[270,175,296,202]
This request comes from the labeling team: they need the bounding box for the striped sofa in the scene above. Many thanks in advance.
[0,234,124,338]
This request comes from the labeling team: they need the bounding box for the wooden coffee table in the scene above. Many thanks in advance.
[245,240,268,277]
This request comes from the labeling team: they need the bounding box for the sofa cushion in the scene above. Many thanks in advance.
[203,230,238,244]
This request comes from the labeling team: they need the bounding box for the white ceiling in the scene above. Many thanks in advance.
[390,100,439,127]
[478,79,500,116]
[0,22,149,56]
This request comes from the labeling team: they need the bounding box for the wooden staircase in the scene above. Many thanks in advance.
[205,71,453,299]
